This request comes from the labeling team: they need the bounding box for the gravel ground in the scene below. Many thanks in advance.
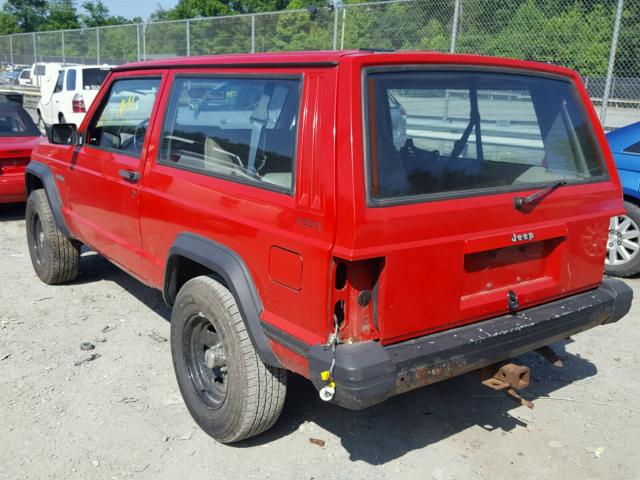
[0,202,639,480]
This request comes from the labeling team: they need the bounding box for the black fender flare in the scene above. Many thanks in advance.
[164,232,281,368]
[25,161,74,239]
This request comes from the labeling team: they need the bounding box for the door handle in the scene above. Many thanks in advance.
[118,169,140,182]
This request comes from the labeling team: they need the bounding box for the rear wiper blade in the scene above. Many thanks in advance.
[514,181,567,210]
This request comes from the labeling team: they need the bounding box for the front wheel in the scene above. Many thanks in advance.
[605,200,640,277]
[170,275,287,443]
[26,189,80,284]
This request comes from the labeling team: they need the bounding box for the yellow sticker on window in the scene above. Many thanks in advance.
[118,95,139,116]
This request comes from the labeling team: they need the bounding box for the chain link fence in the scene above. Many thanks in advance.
[0,0,637,129]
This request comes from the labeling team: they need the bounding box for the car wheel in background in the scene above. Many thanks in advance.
[26,189,80,284]
[605,200,640,277]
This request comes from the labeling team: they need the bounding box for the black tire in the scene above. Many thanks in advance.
[605,200,640,278]
[26,189,80,284]
[171,275,287,443]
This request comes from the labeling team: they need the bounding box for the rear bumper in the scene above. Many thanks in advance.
[308,278,633,410]
[0,172,26,203]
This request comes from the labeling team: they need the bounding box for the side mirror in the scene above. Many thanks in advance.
[48,123,78,145]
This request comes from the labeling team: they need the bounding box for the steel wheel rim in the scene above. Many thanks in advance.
[183,314,229,410]
[30,212,45,266]
[606,215,640,266]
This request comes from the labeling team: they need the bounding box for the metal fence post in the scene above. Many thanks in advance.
[450,0,461,53]
[136,24,141,62]
[333,7,339,50]
[251,15,256,53]
[340,8,346,49]
[186,19,191,56]
[142,23,146,61]
[96,28,101,64]
[601,0,624,127]
[9,35,13,67]
[61,31,65,66]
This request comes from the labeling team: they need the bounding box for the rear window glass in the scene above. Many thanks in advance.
[158,76,301,193]
[82,68,109,90]
[34,64,46,76]
[365,70,605,204]
[0,106,39,136]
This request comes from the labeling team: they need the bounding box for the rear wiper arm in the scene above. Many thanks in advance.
[514,181,567,210]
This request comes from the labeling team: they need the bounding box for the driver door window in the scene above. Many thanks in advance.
[86,77,161,157]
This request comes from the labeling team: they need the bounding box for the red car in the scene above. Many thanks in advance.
[25,51,632,442]
[0,102,41,204]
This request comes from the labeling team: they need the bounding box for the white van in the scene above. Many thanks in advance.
[30,63,62,89]
[37,65,111,127]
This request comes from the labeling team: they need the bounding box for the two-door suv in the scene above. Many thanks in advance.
[25,51,632,442]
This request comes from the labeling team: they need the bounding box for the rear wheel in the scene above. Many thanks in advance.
[170,275,287,443]
[605,200,640,277]
[26,189,80,284]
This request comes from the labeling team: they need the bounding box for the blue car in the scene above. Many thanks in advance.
[606,121,640,277]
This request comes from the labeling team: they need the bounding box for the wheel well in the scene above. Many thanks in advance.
[25,173,43,196]
[165,255,227,306]
[623,195,639,206]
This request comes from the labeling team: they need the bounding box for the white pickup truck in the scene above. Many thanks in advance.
[37,65,111,128]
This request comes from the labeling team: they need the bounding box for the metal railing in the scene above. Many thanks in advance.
[0,0,636,129]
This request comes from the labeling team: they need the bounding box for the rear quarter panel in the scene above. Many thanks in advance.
[138,66,339,373]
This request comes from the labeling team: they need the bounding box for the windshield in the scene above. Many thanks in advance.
[365,70,605,204]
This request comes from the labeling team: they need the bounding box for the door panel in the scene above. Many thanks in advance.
[66,73,166,277]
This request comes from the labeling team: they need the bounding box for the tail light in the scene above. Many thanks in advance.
[72,93,86,113]
[330,257,384,343]
[0,156,29,173]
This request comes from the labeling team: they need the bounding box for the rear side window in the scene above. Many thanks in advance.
[86,77,161,157]
[34,64,45,76]
[159,76,301,193]
[365,70,605,204]
[82,68,109,90]
[66,69,76,90]
[20,69,30,80]
[623,141,640,155]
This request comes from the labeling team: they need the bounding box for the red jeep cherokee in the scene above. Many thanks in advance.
[25,51,632,442]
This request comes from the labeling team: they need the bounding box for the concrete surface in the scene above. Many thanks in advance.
[0,202,638,480]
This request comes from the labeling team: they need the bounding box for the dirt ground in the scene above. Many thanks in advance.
[0,202,639,480]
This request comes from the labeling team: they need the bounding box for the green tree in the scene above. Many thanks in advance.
[3,0,48,32]
[81,0,140,27]
[0,12,20,34]
[43,0,80,30]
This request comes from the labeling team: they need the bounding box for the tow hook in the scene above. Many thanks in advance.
[480,362,534,409]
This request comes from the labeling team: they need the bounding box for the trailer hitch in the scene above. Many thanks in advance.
[480,362,534,409]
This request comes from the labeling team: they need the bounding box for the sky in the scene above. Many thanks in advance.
[102,0,179,20]
[0,0,181,21]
